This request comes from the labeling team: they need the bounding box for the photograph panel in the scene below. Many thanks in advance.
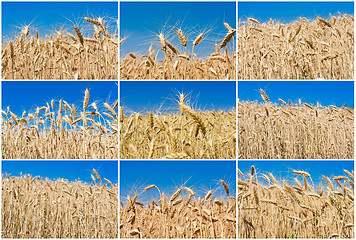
[120,81,236,159]
[2,160,118,238]
[238,1,354,80]
[238,160,354,238]
[120,1,236,80]
[2,81,118,159]
[2,1,118,80]
[238,81,354,159]
[120,160,236,238]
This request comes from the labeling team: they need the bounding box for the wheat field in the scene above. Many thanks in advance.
[120,181,236,238]
[120,93,236,159]
[1,88,118,159]
[238,165,354,238]
[238,89,354,159]
[238,14,354,79]
[2,16,118,80]
[120,22,236,80]
[2,169,118,238]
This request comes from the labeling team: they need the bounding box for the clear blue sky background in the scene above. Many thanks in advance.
[120,81,236,115]
[2,160,118,184]
[239,160,354,187]
[2,1,118,40]
[120,160,236,204]
[239,1,354,23]
[120,1,236,58]
[238,81,354,107]
[2,81,118,117]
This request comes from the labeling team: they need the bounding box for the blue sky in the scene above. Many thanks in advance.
[2,160,118,184]
[120,1,236,58]
[238,160,354,187]
[2,81,118,116]
[120,81,236,115]
[238,81,354,107]
[2,1,118,40]
[120,160,236,203]
[239,1,354,23]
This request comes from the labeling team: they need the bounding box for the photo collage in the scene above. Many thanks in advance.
[0,0,354,239]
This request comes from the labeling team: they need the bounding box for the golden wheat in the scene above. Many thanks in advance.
[238,96,354,159]
[120,22,236,80]
[2,16,118,79]
[121,181,236,238]
[238,166,354,238]
[120,94,236,159]
[2,90,118,159]
[2,172,118,238]
[238,15,354,79]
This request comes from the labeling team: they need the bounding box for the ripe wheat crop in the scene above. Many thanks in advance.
[120,181,236,238]
[238,90,354,159]
[238,14,354,79]
[2,169,118,238]
[120,22,236,79]
[238,166,354,238]
[2,89,118,159]
[120,93,236,159]
[2,16,118,79]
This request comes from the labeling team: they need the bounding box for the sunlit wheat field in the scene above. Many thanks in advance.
[120,22,235,80]
[238,89,354,159]
[120,92,236,159]
[2,13,118,80]
[2,88,118,159]
[2,169,118,238]
[238,165,354,238]
[120,180,236,238]
[238,14,354,79]
[120,2,236,80]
